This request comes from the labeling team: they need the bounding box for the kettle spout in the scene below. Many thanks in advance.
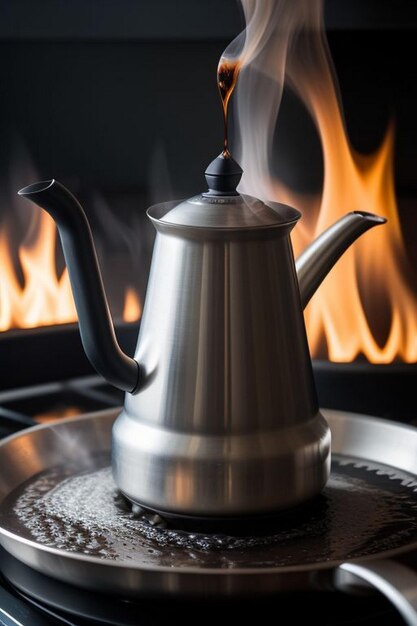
[18,180,140,393]
[296,211,386,309]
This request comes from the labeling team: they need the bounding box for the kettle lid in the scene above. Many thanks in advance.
[158,153,300,230]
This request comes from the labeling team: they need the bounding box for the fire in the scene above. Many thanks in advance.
[0,210,141,330]
[234,0,417,363]
[281,21,417,364]
[0,211,76,330]
[123,287,142,323]
[288,122,417,363]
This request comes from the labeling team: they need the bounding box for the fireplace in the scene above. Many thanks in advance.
[0,0,417,422]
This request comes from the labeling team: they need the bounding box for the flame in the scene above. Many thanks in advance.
[289,123,417,363]
[0,211,76,330]
[0,210,141,330]
[123,287,142,323]
[234,0,417,363]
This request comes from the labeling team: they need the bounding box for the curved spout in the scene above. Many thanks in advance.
[18,180,140,392]
[296,211,386,309]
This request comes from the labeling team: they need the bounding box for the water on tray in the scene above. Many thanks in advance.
[2,454,417,569]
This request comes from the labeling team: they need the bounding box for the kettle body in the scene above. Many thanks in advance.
[113,195,329,516]
[18,165,385,519]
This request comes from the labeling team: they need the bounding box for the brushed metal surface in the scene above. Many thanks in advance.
[158,193,300,228]
[20,179,385,517]
[114,201,383,516]
[296,211,386,309]
[338,561,417,626]
[114,197,329,515]
[1,409,417,608]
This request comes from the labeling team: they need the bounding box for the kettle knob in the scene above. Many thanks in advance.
[204,153,243,196]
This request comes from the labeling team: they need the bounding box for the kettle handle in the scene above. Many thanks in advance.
[337,558,417,625]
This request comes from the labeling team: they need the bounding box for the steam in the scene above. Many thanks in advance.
[148,140,175,205]
[221,1,296,70]
[2,140,43,252]
[229,0,322,199]
[91,192,152,318]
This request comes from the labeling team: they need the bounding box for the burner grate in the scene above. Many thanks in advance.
[0,376,123,437]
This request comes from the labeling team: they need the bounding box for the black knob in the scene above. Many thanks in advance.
[204,153,243,196]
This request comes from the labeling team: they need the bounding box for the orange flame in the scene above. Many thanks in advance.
[234,0,417,364]
[285,123,417,363]
[0,210,141,330]
[281,26,417,363]
[123,287,142,323]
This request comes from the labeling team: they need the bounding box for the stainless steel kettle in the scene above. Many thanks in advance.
[18,153,385,518]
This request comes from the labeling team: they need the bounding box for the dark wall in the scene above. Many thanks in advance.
[1,30,416,199]
[1,0,417,40]
[0,41,229,199]
[0,0,243,200]
[0,1,417,200]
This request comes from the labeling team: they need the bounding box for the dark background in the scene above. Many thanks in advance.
[0,0,416,310]
[0,0,416,196]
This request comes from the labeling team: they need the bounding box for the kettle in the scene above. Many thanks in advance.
[18,153,385,519]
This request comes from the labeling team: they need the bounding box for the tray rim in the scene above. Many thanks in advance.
[1,408,417,579]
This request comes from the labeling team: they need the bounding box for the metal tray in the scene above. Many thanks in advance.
[1,409,417,624]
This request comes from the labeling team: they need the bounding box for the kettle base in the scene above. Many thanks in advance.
[122,491,321,534]
[112,410,331,519]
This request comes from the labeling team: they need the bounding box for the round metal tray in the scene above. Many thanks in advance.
[1,409,417,624]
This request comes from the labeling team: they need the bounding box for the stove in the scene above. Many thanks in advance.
[0,1,416,622]
[0,371,408,625]
[0,552,404,626]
